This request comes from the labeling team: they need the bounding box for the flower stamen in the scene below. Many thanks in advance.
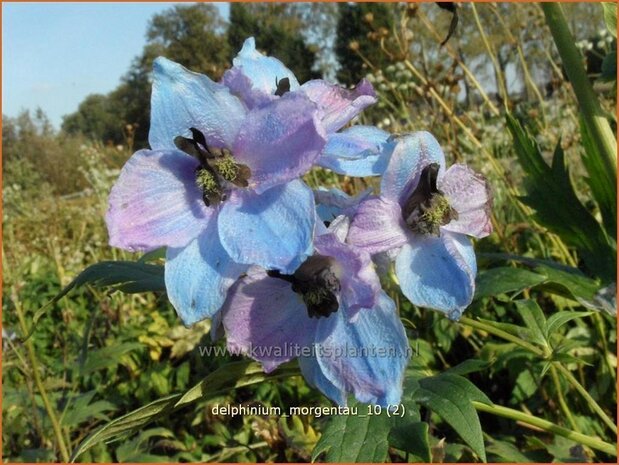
[402,163,458,236]
[175,128,251,206]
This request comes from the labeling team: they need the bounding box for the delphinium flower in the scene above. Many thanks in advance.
[314,186,372,224]
[223,37,393,177]
[220,216,410,406]
[348,132,492,319]
[106,53,328,325]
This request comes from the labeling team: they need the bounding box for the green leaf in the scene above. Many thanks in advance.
[23,261,165,342]
[70,394,181,462]
[486,437,536,462]
[79,342,142,375]
[602,3,617,38]
[478,254,608,309]
[389,421,431,461]
[445,359,492,376]
[61,391,117,427]
[534,264,603,310]
[115,427,174,462]
[71,361,299,461]
[546,311,594,336]
[311,400,392,462]
[600,50,617,82]
[413,374,490,462]
[513,368,538,402]
[174,360,299,408]
[478,318,537,342]
[506,114,615,283]
[515,300,548,347]
[580,117,617,238]
[475,267,547,300]
[138,247,166,263]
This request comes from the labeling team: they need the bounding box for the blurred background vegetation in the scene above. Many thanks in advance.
[3,2,617,463]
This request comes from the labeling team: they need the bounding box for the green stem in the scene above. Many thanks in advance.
[542,3,617,175]
[458,316,545,357]
[473,401,616,456]
[14,298,71,462]
[471,3,509,108]
[554,363,617,434]
[549,365,579,432]
[461,316,616,435]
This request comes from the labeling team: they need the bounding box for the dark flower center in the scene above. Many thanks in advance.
[274,77,290,96]
[401,163,458,236]
[268,255,341,319]
[175,127,251,207]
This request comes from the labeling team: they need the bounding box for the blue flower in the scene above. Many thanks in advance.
[220,216,409,406]
[348,132,492,319]
[223,37,393,177]
[314,186,372,224]
[106,53,328,325]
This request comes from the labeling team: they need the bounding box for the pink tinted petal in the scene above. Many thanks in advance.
[315,232,381,314]
[222,67,276,110]
[106,149,211,252]
[233,93,327,193]
[300,79,377,133]
[348,197,409,255]
[221,268,317,372]
[439,164,492,238]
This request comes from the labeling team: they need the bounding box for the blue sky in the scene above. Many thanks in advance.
[2,2,229,128]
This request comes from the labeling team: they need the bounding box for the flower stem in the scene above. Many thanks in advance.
[554,363,618,434]
[460,315,617,436]
[458,316,545,356]
[542,3,617,175]
[14,296,71,462]
[472,401,616,456]
[549,365,579,432]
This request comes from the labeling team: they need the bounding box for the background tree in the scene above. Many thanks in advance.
[335,2,395,85]
[228,3,318,83]
[63,3,229,149]
[62,94,124,145]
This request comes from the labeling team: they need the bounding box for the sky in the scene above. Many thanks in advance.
[2,2,229,129]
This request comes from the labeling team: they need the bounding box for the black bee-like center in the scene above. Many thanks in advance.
[175,127,251,207]
[268,255,341,319]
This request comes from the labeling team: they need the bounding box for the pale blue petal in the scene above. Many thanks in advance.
[395,232,476,319]
[150,57,246,150]
[233,93,326,193]
[381,131,446,205]
[314,187,372,223]
[218,180,314,274]
[299,356,347,406]
[319,126,393,177]
[165,219,248,326]
[229,37,299,96]
[315,292,410,407]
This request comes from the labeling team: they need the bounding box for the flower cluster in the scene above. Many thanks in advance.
[106,38,492,406]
